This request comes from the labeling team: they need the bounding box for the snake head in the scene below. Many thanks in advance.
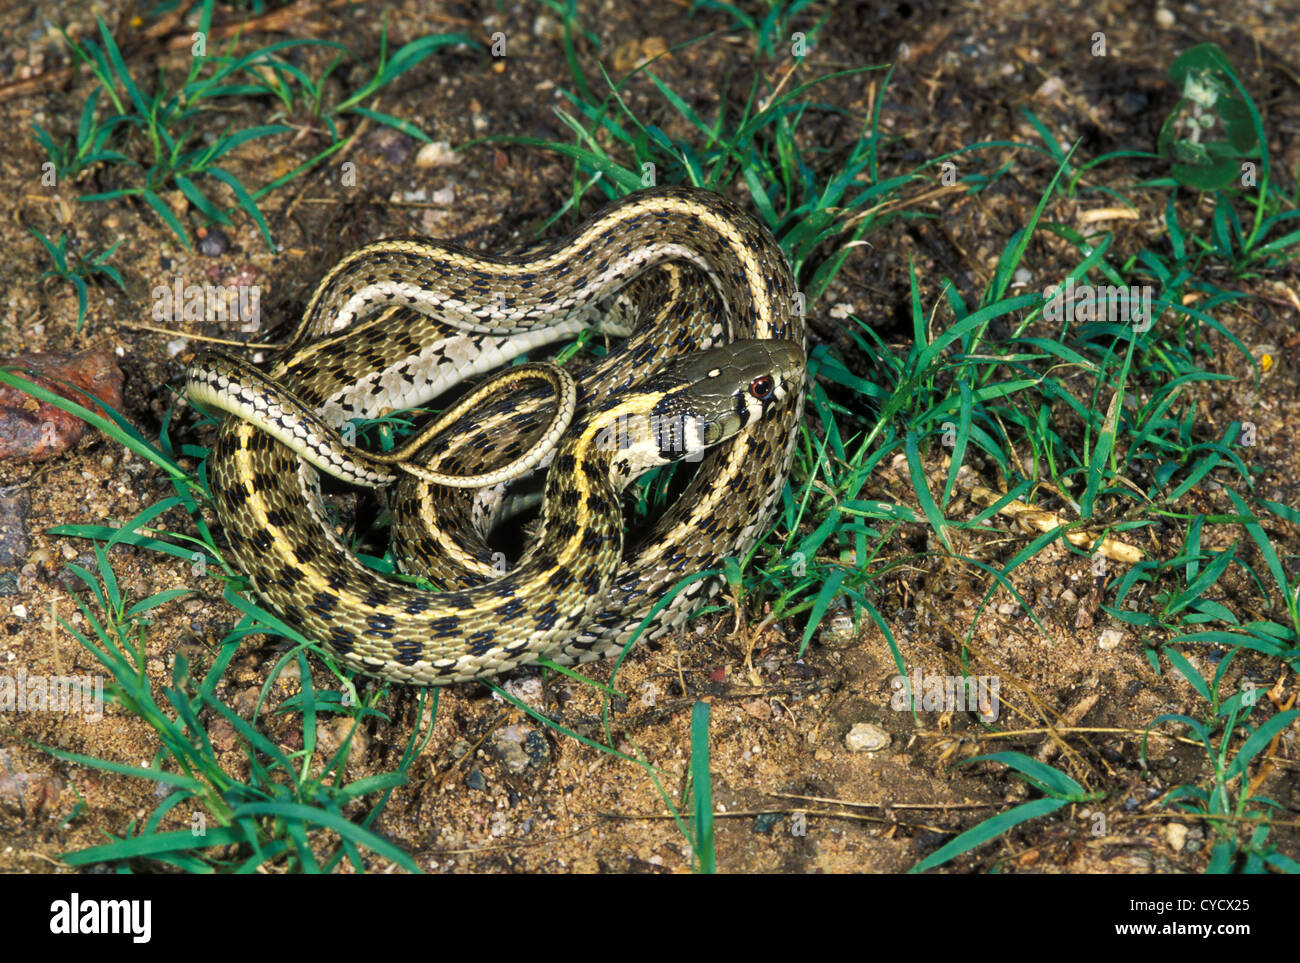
[589,339,805,477]
[664,338,806,447]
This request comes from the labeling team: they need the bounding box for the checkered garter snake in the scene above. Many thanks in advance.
[187,187,806,684]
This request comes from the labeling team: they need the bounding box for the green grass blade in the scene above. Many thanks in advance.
[141,188,191,249]
[689,700,715,874]
[910,797,1069,873]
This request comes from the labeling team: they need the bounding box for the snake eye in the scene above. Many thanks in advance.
[749,375,775,400]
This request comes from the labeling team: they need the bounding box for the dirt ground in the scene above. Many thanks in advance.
[0,0,1297,873]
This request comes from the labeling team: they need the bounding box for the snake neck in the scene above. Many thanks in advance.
[525,389,688,581]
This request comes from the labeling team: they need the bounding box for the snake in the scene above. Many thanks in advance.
[186,186,807,685]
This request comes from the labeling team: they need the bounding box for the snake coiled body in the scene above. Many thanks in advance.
[191,187,806,684]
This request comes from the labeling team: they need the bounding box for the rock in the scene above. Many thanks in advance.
[845,722,890,752]
[818,605,857,647]
[499,676,544,710]
[367,127,416,166]
[0,492,31,566]
[198,227,229,257]
[492,724,547,773]
[611,36,668,74]
[0,348,124,463]
[414,141,458,169]
[209,718,238,753]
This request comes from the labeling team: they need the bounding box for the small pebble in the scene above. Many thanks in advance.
[0,492,31,566]
[415,141,458,169]
[845,722,890,752]
[198,227,229,257]
[491,725,533,774]
[499,676,544,710]
[366,128,415,165]
[818,605,856,647]
[1118,91,1149,116]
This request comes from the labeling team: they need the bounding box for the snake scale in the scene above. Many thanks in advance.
[188,187,807,685]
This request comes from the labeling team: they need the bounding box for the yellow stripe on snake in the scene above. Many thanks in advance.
[186,187,806,685]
